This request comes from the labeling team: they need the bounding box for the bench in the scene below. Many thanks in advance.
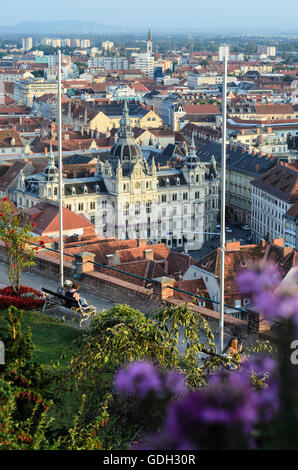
[41,287,96,327]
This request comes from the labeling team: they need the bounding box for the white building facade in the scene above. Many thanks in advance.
[12,104,219,249]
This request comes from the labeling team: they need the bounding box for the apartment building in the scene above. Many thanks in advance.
[251,161,298,244]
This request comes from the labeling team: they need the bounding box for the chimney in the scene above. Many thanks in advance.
[137,238,147,247]
[226,241,240,251]
[241,129,245,135]
[105,254,115,266]
[261,239,267,248]
[283,246,293,257]
[143,249,154,260]
[64,134,69,141]
[273,238,284,248]
[267,127,272,133]
[256,128,260,134]
[45,147,48,156]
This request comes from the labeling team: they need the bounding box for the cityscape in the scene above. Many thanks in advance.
[0,0,298,456]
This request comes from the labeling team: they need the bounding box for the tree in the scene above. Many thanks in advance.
[0,199,37,294]
[59,303,236,448]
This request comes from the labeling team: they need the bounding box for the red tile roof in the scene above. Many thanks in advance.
[254,103,294,115]
[251,161,298,203]
[196,239,297,298]
[184,104,220,114]
[25,203,94,235]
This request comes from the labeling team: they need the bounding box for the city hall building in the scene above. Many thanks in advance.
[13,103,219,249]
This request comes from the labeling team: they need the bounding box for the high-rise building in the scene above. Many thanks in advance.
[88,56,128,69]
[22,37,33,51]
[102,41,114,51]
[71,38,81,48]
[62,38,71,47]
[218,45,229,61]
[80,39,91,48]
[257,45,276,57]
[134,53,154,78]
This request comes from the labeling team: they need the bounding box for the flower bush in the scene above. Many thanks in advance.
[112,262,298,450]
[0,285,44,310]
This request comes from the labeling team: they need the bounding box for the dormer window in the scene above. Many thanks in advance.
[72,186,76,195]
[95,184,100,193]
[83,185,88,194]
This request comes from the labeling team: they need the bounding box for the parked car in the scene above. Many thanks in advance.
[225,227,233,233]
[241,225,250,231]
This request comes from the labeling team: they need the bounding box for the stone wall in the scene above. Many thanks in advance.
[0,241,269,345]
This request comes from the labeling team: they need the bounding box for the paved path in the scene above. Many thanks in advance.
[0,262,116,313]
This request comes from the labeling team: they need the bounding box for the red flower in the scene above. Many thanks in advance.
[3,197,8,202]
[32,223,37,228]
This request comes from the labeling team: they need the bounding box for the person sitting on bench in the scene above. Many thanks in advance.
[57,279,73,297]
[65,281,91,310]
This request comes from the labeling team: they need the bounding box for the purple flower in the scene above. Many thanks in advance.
[253,291,281,319]
[240,355,279,422]
[115,362,187,400]
[164,371,187,396]
[114,361,162,399]
[147,370,260,450]
[237,264,281,296]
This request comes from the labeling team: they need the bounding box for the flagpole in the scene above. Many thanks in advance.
[219,52,228,354]
[58,49,64,287]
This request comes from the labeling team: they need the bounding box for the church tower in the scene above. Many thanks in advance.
[147,26,152,56]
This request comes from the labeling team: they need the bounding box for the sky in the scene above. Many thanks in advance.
[1,0,298,32]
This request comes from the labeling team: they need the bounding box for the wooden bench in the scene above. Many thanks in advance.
[41,287,96,327]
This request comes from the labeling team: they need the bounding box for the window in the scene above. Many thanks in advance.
[146,201,152,214]
[183,193,188,200]
[78,203,84,211]
[124,202,129,216]
[90,201,95,210]
[161,194,167,202]
[135,201,141,215]
[66,204,72,211]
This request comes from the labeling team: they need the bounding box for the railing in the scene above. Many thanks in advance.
[27,240,250,315]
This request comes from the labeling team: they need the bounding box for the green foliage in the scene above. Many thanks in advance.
[0,200,37,293]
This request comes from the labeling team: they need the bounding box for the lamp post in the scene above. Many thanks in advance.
[58,50,64,287]
[219,51,228,353]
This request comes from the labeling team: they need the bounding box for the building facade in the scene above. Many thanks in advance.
[251,162,298,244]
[12,104,219,249]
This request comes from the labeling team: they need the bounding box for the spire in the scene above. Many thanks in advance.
[49,142,55,166]
[118,101,133,141]
[185,131,200,168]
[189,131,196,155]
[148,25,152,42]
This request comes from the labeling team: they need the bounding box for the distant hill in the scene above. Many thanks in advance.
[0,21,132,34]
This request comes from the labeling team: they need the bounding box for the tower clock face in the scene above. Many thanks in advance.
[135,182,140,189]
